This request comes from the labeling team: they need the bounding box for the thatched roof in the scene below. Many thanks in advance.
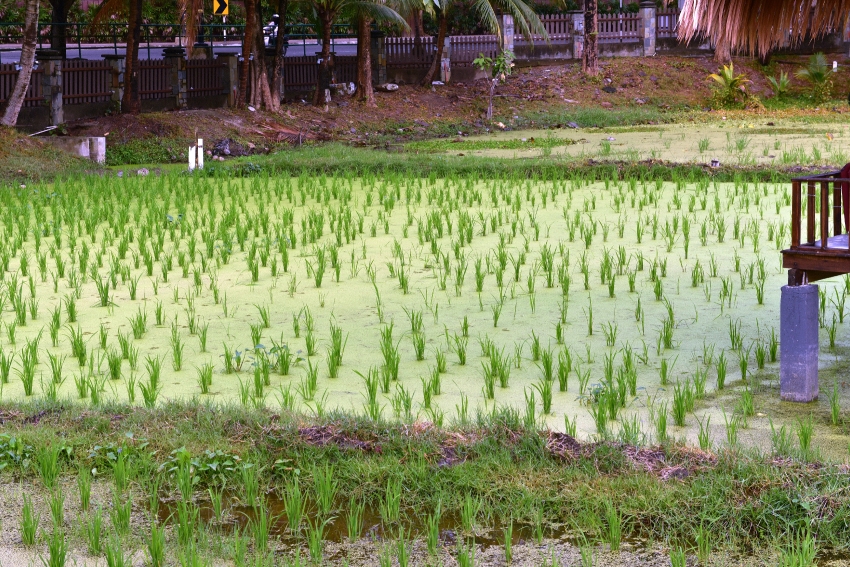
[679,0,850,55]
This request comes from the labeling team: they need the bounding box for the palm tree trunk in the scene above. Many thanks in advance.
[420,10,447,86]
[313,11,333,106]
[250,0,275,109]
[713,36,731,64]
[583,0,598,76]
[270,0,289,108]
[356,16,375,106]
[1,0,39,127]
[238,0,257,106]
[122,0,143,114]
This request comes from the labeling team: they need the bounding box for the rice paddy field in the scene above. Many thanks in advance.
[4,123,850,566]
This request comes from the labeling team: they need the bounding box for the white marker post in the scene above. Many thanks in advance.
[188,138,204,171]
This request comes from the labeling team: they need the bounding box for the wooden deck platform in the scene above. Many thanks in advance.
[782,172,850,285]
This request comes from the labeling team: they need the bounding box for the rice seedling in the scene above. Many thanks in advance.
[111,492,132,535]
[37,444,62,490]
[797,415,814,460]
[716,350,728,390]
[77,466,92,512]
[249,500,274,555]
[104,535,131,567]
[346,497,365,542]
[380,477,402,524]
[146,521,166,567]
[42,529,68,567]
[778,529,816,567]
[534,378,553,415]
[426,501,442,555]
[20,494,39,545]
[314,464,338,518]
[278,476,306,537]
[46,488,65,530]
[84,506,103,555]
[604,500,622,551]
[460,493,482,533]
[306,516,332,563]
[457,539,476,567]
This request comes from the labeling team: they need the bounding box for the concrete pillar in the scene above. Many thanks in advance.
[780,284,819,402]
[570,11,584,60]
[37,50,63,126]
[501,14,515,53]
[103,54,124,112]
[88,137,106,164]
[639,1,657,57]
[440,36,451,83]
[370,30,387,86]
[217,52,239,107]
[163,46,187,110]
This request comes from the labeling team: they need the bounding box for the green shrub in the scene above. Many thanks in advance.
[106,138,185,166]
[767,71,791,98]
[708,63,750,108]
[795,52,833,104]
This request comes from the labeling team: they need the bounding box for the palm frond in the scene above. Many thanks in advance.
[680,0,850,56]
[351,1,408,27]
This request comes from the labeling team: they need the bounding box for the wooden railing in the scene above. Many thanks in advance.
[598,14,641,43]
[656,11,678,39]
[63,59,111,104]
[0,64,44,107]
[187,59,226,98]
[139,59,171,100]
[451,35,499,66]
[789,172,850,250]
[515,14,572,45]
[386,37,434,68]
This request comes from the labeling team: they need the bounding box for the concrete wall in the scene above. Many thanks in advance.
[39,136,106,163]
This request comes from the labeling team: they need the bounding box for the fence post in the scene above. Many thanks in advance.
[163,46,187,110]
[570,11,584,60]
[37,49,63,126]
[501,14,514,53]
[370,30,387,86]
[217,52,239,107]
[103,54,124,112]
[639,1,657,56]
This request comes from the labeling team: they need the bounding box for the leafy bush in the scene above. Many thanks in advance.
[708,63,750,109]
[796,52,833,104]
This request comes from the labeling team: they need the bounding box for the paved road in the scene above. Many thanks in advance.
[0,41,358,63]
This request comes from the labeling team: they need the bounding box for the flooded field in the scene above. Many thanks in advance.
[429,120,850,167]
[0,164,847,461]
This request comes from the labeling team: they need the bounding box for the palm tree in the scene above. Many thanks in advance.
[1,0,39,127]
[92,0,144,113]
[354,1,412,106]
[296,0,407,106]
[419,0,547,86]
[582,0,597,75]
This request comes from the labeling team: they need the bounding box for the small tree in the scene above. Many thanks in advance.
[473,50,514,120]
